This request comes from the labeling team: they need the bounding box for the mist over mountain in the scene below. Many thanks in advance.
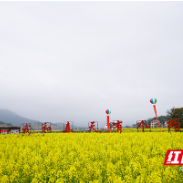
[0,109,87,129]
[0,109,40,126]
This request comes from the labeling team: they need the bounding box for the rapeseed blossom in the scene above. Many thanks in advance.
[0,131,183,182]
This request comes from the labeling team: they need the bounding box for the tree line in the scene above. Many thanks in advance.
[140,107,183,128]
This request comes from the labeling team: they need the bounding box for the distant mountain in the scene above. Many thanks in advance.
[0,109,87,129]
[0,121,13,127]
[0,109,40,126]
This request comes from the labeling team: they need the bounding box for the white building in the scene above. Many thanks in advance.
[11,129,20,134]
[164,121,169,127]
[150,120,162,128]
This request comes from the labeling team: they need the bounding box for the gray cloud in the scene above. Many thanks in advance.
[0,2,183,127]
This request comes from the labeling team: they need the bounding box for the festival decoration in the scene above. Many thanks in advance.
[105,109,111,114]
[106,109,112,133]
[0,130,8,135]
[167,118,180,132]
[88,121,98,132]
[42,122,51,133]
[150,98,161,132]
[150,98,157,104]
[64,121,74,133]
[137,120,151,132]
[22,123,31,134]
[112,120,123,133]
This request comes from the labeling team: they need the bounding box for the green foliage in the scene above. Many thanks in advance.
[145,115,171,126]
[171,107,183,128]
[165,106,183,128]
[166,106,175,116]
[0,121,12,126]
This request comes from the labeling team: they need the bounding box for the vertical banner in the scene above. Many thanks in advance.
[153,104,161,132]
[107,115,112,133]
[106,109,112,133]
[150,98,161,132]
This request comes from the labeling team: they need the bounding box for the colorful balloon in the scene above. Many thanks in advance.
[105,109,111,114]
[150,98,157,104]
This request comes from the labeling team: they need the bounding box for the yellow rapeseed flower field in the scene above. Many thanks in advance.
[0,130,183,183]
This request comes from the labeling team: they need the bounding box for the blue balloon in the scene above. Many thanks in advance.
[150,98,157,104]
[105,109,111,114]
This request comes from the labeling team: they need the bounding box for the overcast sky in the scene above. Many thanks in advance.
[0,2,183,127]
